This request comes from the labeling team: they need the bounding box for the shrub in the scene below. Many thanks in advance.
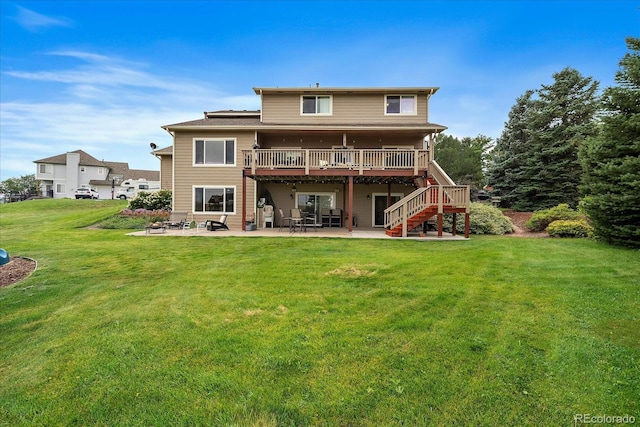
[98,209,170,229]
[525,204,581,232]
[443,202,514,235]
[98,215,149,230]
[128,190,172,211]
[547,219,594,238]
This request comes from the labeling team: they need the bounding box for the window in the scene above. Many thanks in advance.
[296,193,335,222]
[80,166,86,173]
[194,139,235,166]
[39,164,52,174]
[385,95,416,115]
[56,184,66,194]
[194,186,235,213]
[301,95,331,115]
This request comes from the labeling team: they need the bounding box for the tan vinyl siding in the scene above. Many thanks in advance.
[261,93,428,125]
[172,130,255,230]
[160,156,173,190]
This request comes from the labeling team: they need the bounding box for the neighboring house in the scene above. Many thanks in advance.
[34,150,160,200]
[161,86,469,237]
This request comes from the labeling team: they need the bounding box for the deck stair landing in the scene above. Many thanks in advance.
[384,184,470,238]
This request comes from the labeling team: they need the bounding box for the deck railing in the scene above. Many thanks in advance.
[242,149,429,174]
[384,185,469,235]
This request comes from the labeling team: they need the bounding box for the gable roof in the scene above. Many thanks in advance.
[33,149,106,167]
[34,149,159,180]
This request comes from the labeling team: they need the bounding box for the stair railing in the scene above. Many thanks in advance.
[384,185,469,236]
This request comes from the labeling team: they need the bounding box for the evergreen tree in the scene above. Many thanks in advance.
[487,90,536,207]
[487,68,599,210]
[579,37,640,248]
[525,67,599,210]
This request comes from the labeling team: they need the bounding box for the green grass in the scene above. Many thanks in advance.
[1,199,639,426]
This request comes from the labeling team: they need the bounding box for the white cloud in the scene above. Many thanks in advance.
[0,50,264,179]
[14,6,73,32]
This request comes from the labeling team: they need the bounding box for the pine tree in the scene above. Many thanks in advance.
[487,90,536,207]
[487,69,599,211]
[579,37,640,248]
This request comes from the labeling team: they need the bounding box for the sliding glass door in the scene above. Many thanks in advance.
[296,193,335,222]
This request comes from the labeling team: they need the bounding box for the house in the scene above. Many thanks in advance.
[34,150,160,200]
[161,86,469,237]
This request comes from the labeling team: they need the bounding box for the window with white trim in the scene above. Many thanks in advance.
[56,184,66,194]
[385,95,416,115]
[194,186,235,213]
[39,164,52,174]
[301,95,332,115]
[194,139,235,166]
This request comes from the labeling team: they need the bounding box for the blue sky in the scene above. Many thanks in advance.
[1,1,638,180]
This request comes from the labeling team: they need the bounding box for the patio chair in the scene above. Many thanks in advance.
[278,209,291,232]
[321,208,331,227]
[302,210,318,231]
[207,215,229,231]
[330,209,342,227]
[164,211,188,229]
[290,208,305,232]
[263,205,274,228]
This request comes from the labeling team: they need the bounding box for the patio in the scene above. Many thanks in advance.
[129,225,467,240]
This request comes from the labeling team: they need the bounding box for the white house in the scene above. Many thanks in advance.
[34,150,159,200]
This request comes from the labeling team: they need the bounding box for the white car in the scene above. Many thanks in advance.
[75,187,99,199]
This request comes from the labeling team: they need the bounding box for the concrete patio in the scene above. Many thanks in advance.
[129,225,468,240]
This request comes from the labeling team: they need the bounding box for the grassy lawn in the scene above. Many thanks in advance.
[1,199,638,426]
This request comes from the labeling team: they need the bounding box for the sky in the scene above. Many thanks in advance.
[0,0,638,180]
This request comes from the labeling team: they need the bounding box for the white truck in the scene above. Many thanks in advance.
[116,180,161,200]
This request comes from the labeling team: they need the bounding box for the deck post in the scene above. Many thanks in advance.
[242,172,247,231]
[465,213,470,238]
[305,150,310,175]
[437,213,443,238]
[348,176,353,232]
[452,213,457,236]
[402,205,408,237]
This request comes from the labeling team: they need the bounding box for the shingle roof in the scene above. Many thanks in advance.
[164,116,263,128]
[125,169,159,181]
[163,117,446,131]
[153,146,173,155]
[33,149,106,167]
[35,150,159,180]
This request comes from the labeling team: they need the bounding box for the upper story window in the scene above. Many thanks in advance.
[39,164,52,174]
[385,95,416,115]
[301,95,332,115]
[80,166,86,173]
[194,139,235,166]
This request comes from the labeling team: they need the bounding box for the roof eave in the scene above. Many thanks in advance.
[253,87,440,95]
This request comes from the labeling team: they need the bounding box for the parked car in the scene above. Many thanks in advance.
[75,187,99,199]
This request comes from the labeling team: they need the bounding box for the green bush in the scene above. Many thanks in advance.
[443,202,514,235]
[525,204,581,232]
[128,190,172,211]
[547,219,594,238]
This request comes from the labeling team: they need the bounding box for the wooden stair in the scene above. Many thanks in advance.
[383,182,470,238]
[385,208,437,237]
